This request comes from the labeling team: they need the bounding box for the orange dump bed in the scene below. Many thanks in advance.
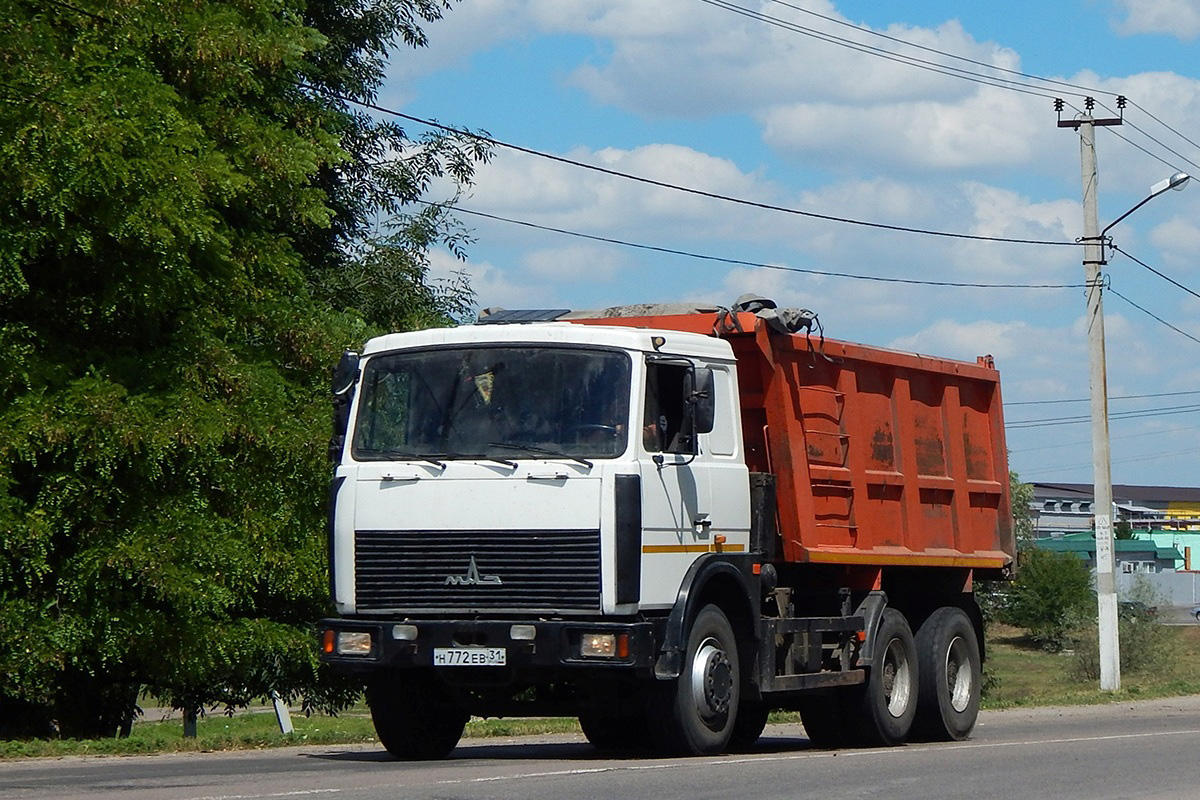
[578,311,1015,572]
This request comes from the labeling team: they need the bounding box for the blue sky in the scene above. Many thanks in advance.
[380,0,1200,488]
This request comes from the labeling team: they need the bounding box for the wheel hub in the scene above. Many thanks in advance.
[946,635,973,713]
[690,638,732,721]
[881,638,912,718]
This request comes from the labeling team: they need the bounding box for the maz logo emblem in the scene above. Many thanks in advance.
[445,555,502,586]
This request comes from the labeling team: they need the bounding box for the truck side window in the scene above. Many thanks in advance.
[643,362,691,453]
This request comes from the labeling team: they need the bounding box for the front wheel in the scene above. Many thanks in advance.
[579,711,652,752]
[366,671,467,760]
[912,606,981,741]
[648,604,740,755]
[727,701,769,752]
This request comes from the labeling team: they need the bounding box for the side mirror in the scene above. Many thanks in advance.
[690,368,715,435]
[332,351,360,397]
[330,351,360,463]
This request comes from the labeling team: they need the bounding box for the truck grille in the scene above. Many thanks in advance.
[354,529,601,612]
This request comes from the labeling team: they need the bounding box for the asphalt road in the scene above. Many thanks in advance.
[4,696,1200,800]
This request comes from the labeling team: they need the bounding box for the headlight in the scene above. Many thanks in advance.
[335,631,373,656]
[581,632,616,658]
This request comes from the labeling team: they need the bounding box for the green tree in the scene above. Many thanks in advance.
[1005,548,1094,651]
[976,471,1034,625]
[0,0,486,737]
[1010,470,1035,552]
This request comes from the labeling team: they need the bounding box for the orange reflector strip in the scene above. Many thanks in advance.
[321,629,335,654]
[857,630,867,642]
[617,634,629,659]
[752,563,761,575]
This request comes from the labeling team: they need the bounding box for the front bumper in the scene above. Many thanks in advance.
[318,618,660,675]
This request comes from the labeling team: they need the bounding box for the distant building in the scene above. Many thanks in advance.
[1029,482,1200,538]
[1035,533,1182,574]
[1026,482,1200,605]
[1033,533,1199,606]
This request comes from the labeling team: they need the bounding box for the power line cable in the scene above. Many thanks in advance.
[1127,99,1200,154]
[315,88,1083,248]
[750,0,1200,169]
[1007,402,1200,429]
[697,0,1063,101]
[1007,389,1200,407]
[436,201,1085,289]
[1111,246,1200,302]
[702,1,1199,174]
[1009,423,1200,453]
[758,0,1111,99]
[1108,287,1200,347]
[1018,445,1200,476]
[1099,125,1191,173]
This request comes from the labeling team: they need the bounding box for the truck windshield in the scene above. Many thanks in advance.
[351,347,631,462]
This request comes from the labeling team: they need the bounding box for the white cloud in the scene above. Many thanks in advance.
[1148,214,1200,271]
[567,6,1008,114]
[522,243,627,282]
[761,86,1046,172]
[463,142,784,240]
[888,318,1066,363]
[1109,0,1200,40]
[427,249,551,310]
[395,2,1200,186]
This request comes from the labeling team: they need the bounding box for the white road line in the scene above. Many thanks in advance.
[175,727,1200,797]
[434,727,1200,787]
[184,789,344,800]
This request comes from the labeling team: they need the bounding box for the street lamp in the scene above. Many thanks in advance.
[1101,171,1191,245]
[1082,160,1190,692]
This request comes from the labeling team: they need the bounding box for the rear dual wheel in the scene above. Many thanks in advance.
[913,606,981,741]
[799,608,918,748]
[852,608,919,746]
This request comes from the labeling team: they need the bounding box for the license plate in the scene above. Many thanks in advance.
[433,647,507,667]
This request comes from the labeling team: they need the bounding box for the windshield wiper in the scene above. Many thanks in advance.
[377,449,521,469]
[372,450,448,469]
[489,442,593,469]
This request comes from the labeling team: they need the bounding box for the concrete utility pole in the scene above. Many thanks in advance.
[1079,116,1121,691]
[1059,95,1190,690]
[1059,100,1122,691]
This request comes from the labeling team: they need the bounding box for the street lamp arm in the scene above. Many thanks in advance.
[1102,171,1191,237]
[1100,194,1156,238]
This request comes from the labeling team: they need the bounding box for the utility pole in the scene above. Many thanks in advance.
[1059,98,1122,691]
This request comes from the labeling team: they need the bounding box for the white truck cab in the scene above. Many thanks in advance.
[329,321,749,619]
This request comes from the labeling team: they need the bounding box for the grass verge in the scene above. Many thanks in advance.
[5,623,1200,759]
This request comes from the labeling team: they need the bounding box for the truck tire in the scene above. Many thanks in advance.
[912,606,981,741]
[579,712,652,752]
[648,604,740,755]
[365,671,467,760]
[727,701,769,752]
[851,608,918,746]
[797,692,852,749]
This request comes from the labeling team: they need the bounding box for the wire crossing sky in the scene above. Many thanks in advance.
[385,0,1200,486]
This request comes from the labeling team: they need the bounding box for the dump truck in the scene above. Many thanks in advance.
[318,299,1014,758]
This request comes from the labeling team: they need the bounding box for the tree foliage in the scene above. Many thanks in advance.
[1005,548,1094,651]
[1010,470,1035,552]
[0,0,486,737]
